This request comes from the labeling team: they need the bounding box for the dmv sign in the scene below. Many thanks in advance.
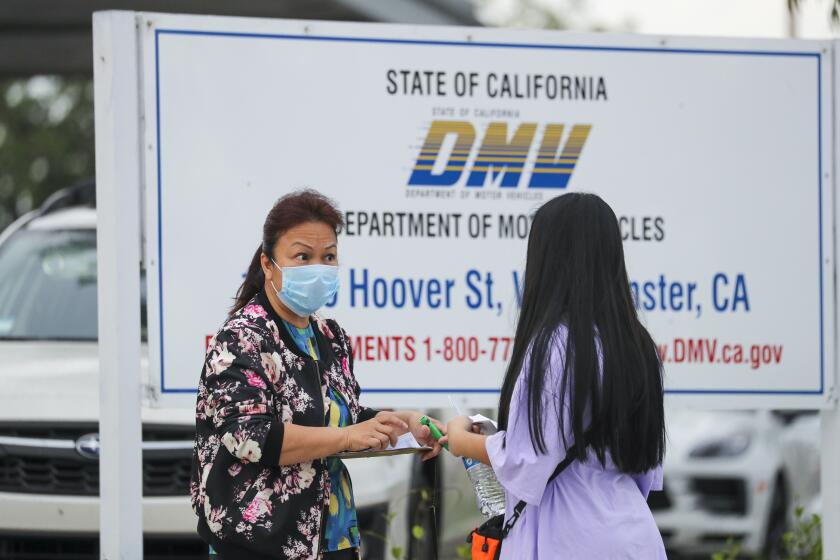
[408,120,591,188]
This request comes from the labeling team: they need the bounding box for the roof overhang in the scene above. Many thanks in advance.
[0,0,479,76]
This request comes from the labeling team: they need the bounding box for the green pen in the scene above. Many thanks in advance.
[420,416,448,450]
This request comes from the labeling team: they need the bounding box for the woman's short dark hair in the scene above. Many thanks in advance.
[231,189,343,314]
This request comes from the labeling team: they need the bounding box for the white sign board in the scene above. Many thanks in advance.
[137,13,835,409]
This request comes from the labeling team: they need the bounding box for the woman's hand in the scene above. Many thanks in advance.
[375,411,410,437]
[343,415,408,452]
[404,411,446,461]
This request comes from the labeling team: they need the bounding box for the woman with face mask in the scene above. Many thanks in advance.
[442,193,666,559]
[191,190,445,560]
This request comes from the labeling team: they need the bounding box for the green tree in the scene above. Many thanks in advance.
[0,76,94,231]
[474,0,626,32]
[788,0,840,25]
[477,0,571,29]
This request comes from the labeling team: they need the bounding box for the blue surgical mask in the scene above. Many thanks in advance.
[270,261,339,317]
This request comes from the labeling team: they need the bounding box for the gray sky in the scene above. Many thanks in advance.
[479,0,839,39]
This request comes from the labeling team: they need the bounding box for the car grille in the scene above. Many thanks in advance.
[0,423,194,441]
[0,534,206,560]
[0,422,193,497]
[700,533,747,545]
[0,455,101,495]
[691,477,747,515]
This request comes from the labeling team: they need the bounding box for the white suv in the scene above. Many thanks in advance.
[0,184,427,560]
[650,408,820,558]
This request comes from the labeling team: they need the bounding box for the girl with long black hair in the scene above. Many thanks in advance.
[443,193,666,558]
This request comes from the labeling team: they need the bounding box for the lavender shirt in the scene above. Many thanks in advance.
[485,328,666,559]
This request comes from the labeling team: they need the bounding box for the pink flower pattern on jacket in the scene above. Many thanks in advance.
[191,295,370,559]
[243,369,267,390]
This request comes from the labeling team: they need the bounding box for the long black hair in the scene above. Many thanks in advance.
[497,193,665,473]
[231,189,343,315]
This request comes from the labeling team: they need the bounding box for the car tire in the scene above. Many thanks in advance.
[763,474,788,560]
[407,456,441,560]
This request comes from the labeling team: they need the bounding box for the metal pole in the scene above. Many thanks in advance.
[93,11,144,560]
[827,38,840,560]
[822,407,840,557]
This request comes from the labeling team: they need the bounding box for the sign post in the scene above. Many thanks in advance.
[822,39,840,560]
[822,407,839,556]
[93,11,144,560]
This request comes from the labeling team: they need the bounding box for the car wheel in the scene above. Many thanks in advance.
[407,457,440,560]
[763,475,788,560]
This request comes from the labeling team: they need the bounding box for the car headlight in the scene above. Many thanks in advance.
[689,432,752,458]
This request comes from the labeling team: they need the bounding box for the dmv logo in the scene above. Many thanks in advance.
[408,120,591,189]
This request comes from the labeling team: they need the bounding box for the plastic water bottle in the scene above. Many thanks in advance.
[419,415,506,518]
[462,456,506,518]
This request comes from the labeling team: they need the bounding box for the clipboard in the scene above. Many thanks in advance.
[330,432,432,459]
[331,446,433,459]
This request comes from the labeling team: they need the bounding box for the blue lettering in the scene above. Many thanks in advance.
[408,279,424,307]
[350,268,369,307]
[408,121,475,187]
[348,268,454,309]
[392,278,406,308]
[713,273,728,311]
[465,269,482,309]
[669,283,683,311]
[643,281,656,311]
[732,275,750,311]
[714,273,750,312]
[373,278,388,308]
[512,270,524,307]
[630,276,696,313]
[427,279,442,309]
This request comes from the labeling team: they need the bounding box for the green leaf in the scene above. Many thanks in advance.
[712,537,741,560]
[390,546,403,559]
[420,488,430,502]
[456,544,472,559]
[411,525,425,540]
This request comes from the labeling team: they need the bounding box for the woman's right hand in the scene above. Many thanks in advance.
[342,415,408,451]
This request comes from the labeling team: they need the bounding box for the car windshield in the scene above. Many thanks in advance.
[0,228,146,341]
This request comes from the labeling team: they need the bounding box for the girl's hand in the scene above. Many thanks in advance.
[446,415,473,434]
[442,415,478,456]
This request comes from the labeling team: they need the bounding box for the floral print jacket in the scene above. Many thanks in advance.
[191,292,377,560]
